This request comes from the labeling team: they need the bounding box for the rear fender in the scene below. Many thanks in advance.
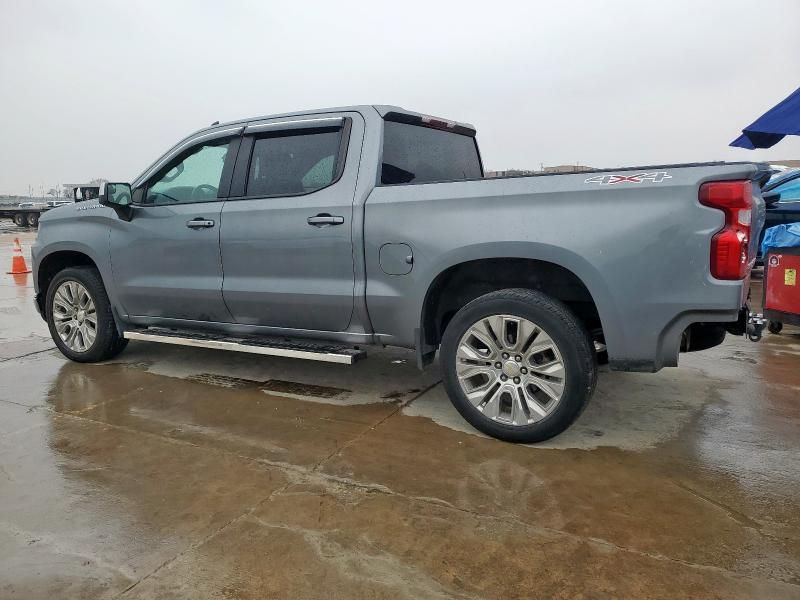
[418,242,623,356]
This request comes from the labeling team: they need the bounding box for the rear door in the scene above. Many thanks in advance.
[110,133,240,322]
[220,114,363,331]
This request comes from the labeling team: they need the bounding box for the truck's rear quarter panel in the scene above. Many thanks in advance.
[364,164,764,371]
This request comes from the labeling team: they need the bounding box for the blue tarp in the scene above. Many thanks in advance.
[761,223,800,256]
[730,85,800,149]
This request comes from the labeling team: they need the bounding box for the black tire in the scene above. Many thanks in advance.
[45,266,128,362]
[27,212,39,227]
[13,213,26,227]
[768,321,783,335]
[440,288,597,443]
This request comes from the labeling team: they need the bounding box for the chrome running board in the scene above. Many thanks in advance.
[124,328,366,365]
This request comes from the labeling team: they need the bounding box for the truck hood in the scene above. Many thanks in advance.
[39,201,112,224]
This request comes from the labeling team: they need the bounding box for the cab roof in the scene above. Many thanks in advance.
[204,105,476,137]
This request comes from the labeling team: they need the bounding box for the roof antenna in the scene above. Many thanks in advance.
[211,120,220,126]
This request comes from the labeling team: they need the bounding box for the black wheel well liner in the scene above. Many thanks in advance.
[36,251,99,312]
[421,258,603,348]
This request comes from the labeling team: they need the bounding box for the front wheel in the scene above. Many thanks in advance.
[440,288,597,443]
[46,267,128,362]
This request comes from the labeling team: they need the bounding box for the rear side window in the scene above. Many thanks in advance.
[247,129,342,197]
[381,121,482,185]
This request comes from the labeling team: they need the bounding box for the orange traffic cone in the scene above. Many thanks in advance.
[7,237,31,274]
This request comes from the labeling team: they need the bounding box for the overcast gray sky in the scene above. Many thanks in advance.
[1,0,799,195]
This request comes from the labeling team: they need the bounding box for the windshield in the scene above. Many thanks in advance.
[766,168,800,200]
[765,168,800,189]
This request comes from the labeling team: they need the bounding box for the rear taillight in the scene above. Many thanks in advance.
[699,180,753,280]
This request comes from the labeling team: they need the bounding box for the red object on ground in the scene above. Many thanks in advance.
[764,248,800,327]
[6,237,31,275]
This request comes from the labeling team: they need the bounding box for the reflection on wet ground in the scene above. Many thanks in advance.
[1,231,799,599]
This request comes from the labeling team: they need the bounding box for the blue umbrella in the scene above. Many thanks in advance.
[730,85,800,149]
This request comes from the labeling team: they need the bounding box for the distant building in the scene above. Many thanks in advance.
[485,169,536,178]
[538,164,595,174]
[772,160,800,169]
[485,164,594,178]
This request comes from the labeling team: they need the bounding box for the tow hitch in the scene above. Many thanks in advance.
[746,312,766,342]
[725,306,765,343]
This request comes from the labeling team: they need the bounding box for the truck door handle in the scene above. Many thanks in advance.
[307,214,344,227]
[186,218,215,229]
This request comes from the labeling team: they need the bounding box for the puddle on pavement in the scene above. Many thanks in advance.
[185,372,263,389]
[723,351,759,364]
[2,330,800,596]
[105,341,437,406]
[186,372,351,399]
[403,366,727,451]
[260,378,350,399]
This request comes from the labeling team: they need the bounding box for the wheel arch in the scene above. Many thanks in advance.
[37,250,97,296]
[417,245,624,359]
[35,247,122,333]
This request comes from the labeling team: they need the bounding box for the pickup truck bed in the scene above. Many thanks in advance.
[364,159,767,371]
[31,104,767,442]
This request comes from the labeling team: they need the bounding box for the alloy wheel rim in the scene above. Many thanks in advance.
[455,314,566,426]
[52,281,97,352]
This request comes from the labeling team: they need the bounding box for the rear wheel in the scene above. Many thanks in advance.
[768,321,783,335]
[46,267,128,362]
[13,213,26,227]
[26,212,39,227]
[441,288,596,443]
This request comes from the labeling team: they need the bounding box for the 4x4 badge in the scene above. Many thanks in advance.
[585,172,672,185]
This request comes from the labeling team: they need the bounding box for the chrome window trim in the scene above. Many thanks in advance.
[136,126,244,185]
[244,117,344,135]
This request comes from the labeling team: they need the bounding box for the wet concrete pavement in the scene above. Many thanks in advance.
[1,231,799,599]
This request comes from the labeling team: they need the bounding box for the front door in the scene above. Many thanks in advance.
[110,136,238,323]
[220,115,362,331]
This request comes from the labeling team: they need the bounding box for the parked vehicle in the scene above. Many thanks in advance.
[0,202,50,227]
[31,105,769,442]
[758,168,800,263]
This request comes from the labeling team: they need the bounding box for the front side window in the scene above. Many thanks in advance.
[146,140,230,205]
[381,121,482,185]
[247,129,342,197]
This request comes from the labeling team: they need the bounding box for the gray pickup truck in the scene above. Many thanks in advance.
[32,105,768,442]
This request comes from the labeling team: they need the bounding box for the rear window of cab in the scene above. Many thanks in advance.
[380,120,483,185]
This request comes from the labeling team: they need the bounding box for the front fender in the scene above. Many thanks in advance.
[32,208,120,319]
[33,240,109,292]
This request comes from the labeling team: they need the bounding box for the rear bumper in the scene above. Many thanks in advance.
[675,304,762,353]
[610,304,745,373]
